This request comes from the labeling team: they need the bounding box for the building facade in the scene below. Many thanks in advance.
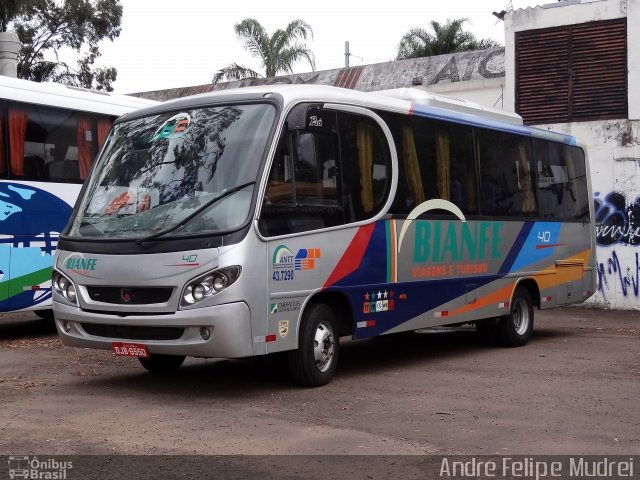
[505,0,640,309]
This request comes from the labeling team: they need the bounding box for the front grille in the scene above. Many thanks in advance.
[86,286,173,305]
[81,323,184,341]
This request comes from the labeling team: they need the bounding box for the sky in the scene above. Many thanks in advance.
[97,0,548,95]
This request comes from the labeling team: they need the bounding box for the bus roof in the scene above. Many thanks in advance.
[375,88,523,126]
[0,75,158,116]
[125,84,576,146]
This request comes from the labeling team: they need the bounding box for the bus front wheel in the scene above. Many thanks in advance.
[496,287,534,347]
[288,303,339,387]
[138,354,185,373]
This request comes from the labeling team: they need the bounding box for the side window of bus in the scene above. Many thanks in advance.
[477,131,537,217]
[383,114,477,217]
[337,112,390,223]
[434,122,478,216]
[535,140,589,221]
[260,106,343,236]
[4,103,112,183]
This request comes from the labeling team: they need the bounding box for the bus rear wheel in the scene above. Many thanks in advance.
[138,354,185,373]
[288,303,339,387]
[496,287,534,347]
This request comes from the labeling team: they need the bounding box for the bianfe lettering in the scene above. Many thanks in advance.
[65,257,98,271]
[413,221,503,263]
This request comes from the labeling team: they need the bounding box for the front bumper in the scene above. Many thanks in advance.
[54,300,254,358]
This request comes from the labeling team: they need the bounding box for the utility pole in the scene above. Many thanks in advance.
[345,41,350,68]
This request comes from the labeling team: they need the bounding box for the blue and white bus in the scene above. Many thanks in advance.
[0,76,156,318]
[53,85,596,386]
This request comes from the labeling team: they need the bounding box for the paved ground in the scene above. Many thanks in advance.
[0,307,639,457]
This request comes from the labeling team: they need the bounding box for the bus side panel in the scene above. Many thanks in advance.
[0,181,78,312]
[309,218,594,340]
[0,243,10,308]
[265,226,365,353]
[509,221,594,308]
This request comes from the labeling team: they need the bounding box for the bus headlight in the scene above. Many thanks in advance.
[181,266,241,307]
[52,270,79,306]
[66,283,77,303]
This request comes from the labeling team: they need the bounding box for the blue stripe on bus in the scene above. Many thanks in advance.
[497,222,534,275]
[326,218,505,338]
[341,275,501,339]
[410,104,577,145]
[509,222,562,272]
[330,221,389,287]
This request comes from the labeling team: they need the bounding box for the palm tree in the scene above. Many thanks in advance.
[396,18,501,60]
[213,18,315,83]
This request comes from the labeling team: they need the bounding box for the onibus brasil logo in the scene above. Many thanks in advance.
[8,456,73,479]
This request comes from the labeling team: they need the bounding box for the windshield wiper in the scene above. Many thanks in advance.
[135,181,255,245]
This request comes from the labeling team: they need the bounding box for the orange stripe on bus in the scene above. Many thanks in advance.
[448,283,517,317]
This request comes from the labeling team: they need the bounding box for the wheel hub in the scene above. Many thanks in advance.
[512,297,530,335]
[313,321,335,373]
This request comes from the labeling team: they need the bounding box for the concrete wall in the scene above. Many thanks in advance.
[534,120,640,308]
[136,49,505,108]
[505,0,640,309]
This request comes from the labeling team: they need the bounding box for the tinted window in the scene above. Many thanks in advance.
[535,140,588,220]
[477,131,537,217]
[382,113,477,216]
[259,105,390,236]
[338,112,390,222]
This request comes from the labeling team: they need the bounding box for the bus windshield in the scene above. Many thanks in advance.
[67,103,276,240]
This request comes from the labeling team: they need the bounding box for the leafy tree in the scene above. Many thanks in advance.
[4,0,122,91]
[0,0,33,32]
[213,18,315,83]
[396,18,501,60]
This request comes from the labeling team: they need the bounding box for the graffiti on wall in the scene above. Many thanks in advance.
[430,49,504,84]
[594,191,640,300]
[594,191,640,245]
[596,250,640,299]
[217,49,505,92]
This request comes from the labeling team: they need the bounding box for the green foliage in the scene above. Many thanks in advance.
[396,18,501,60]
[4,0,122,91]
[213,18,315,84]
[1,1,26,32]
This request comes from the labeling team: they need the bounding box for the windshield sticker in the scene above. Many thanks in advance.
[152,113,191,141]
[86,187,159,215]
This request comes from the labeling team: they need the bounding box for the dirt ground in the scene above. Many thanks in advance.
[0,306,639,459]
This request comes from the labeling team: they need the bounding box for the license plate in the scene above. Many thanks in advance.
[112,342,149,358]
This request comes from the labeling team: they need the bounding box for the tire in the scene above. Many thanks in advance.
[495,287,534,347]
[34,309,54,321]
[288,303,339,387]
[138,354,185,373]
